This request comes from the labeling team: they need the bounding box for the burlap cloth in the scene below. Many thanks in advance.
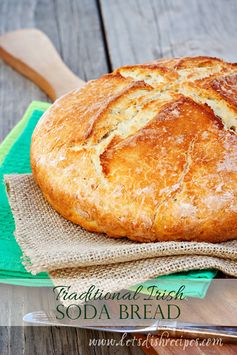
[4,174,237,294]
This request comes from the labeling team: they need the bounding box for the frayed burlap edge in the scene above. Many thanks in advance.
[4,174,237,287]
[50,255,237,304]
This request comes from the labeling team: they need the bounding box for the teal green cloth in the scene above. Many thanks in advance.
[0,106,52,286]
[0,101,51,164]
[129,269,217,299]
[0,102,216,293]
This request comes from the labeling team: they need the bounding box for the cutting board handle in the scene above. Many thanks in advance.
[0,29,85,101]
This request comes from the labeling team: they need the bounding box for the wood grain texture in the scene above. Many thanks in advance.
[100,0,237,69]
[0,282,146,355]
[1,0,237,354]
[139,333,237,355]
[0,29,86,100]
[0,0,129,354]
[0,0,108,141]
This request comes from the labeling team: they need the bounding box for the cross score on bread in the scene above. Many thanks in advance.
[31,56,237,243]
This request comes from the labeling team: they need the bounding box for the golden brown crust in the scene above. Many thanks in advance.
[31,56,237,242]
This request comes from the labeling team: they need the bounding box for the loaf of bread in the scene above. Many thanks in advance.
[31,56,237,243]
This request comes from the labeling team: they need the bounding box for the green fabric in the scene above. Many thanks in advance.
[129,269,217,299]
[0,101,216,294]
[0,102,52,286]
[0,101,51,165]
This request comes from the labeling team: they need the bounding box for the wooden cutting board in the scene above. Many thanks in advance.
[136,334,237,355]
[0,29,85,101]
[135,280,237,354]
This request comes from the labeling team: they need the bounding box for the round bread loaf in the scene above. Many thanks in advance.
[31,56,237,243]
